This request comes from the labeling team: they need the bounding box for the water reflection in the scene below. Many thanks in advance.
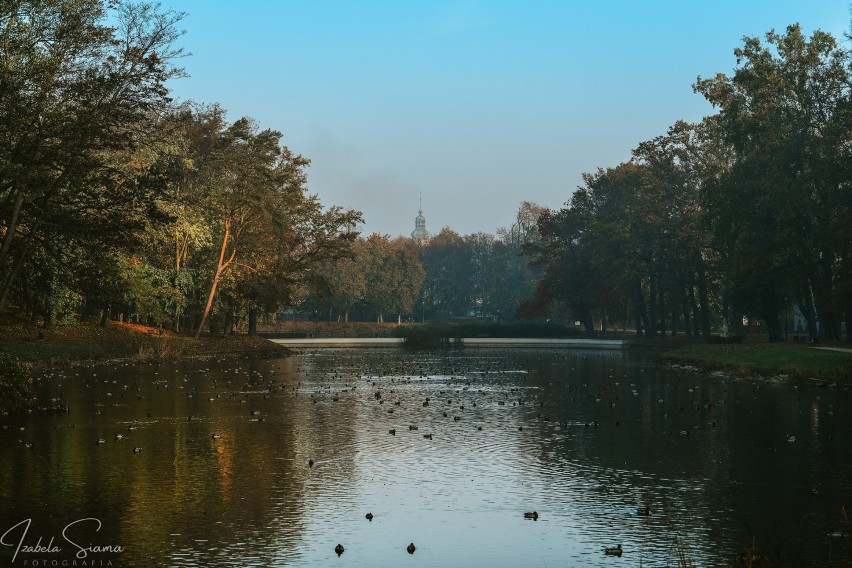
[0,349,850,566]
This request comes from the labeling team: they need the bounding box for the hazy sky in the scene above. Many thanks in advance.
[159,1,850,238]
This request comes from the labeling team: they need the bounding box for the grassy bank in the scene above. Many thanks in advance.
[0,319,290,410]
[662,343,852,383]
[0,320,289,367]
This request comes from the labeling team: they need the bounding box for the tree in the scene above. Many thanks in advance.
[633,118,733,339]
[419,228,475,319]
[190,117,361,336]
[361,235,424,323]
[0,0,185,317]
[695,24,852,340]
[490,201,546,320]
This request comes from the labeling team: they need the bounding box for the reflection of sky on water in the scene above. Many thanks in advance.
[0,349,850,566]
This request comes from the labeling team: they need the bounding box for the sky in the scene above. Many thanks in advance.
[157,1,850,238]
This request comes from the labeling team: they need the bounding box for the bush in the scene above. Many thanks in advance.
[0,353,32,410]
[394,321,580,340]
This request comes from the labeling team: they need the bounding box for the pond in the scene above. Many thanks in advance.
[1,348,850,567]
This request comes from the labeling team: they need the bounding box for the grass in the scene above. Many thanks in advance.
[0,317,290,410]
[663,343,852,383]
[0,318,289,368]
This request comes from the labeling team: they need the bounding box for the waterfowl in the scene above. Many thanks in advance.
[523,511,539,520]
[637,506,650,516]
[308,459,314,468]
[132,447,142,453]
[786,434,796,443]
[211,433,221,439]
[334,544,344,556]
[407,543,416,554]
[97,438,106,445]
[389,429,396,435]
[365,512,373,521]
[604,544,622,556]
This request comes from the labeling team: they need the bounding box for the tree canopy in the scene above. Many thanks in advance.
[527,24,852,342]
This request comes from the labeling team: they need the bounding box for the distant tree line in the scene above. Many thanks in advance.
[523,25,852,342]
[301,202,546,324]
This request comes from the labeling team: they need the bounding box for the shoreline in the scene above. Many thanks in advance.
[268,337,627,349]
[659,342,852,385]
[3,320,850,396]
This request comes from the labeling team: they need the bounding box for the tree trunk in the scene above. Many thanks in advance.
[694,250,711,339]
[658,288,666,337]
[100,306,111,327]
[648,273,658,338]
[173,304,181,333]
[197,269,222,337]
[0,190,25,266]
[634,305,644,337]
[222,310,234,337]
[248,308,257,336]
[728,298,745,336]
[688,285,699,338]
[800,283,819,341]
[764,310,784,342]
[634,281,650,337]
[0,219,40,309]
[196,219,236,338]
[816,259,840,340]
[682,293,692,339]
[583,309,595,336]
[43,285,54,329]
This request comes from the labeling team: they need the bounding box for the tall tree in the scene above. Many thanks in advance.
[0,1,185,315]
[361,234,424,323]
[695,24,851,340]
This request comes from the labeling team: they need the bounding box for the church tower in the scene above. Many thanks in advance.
[411,195,430,243]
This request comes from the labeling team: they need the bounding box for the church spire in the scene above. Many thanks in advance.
[411,195,429,242]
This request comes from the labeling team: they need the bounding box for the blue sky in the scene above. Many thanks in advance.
[159,1,850,238]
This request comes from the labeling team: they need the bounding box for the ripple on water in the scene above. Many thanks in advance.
[4,349,852,567]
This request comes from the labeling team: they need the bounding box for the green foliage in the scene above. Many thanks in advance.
[0,353,32,409]
[664,344,852,381]
[358,234,424,322]
[1,0,186,319]
[694,24,852,341]
[527,25,852,343]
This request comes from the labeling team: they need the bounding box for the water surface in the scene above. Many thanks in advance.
[1,348,850,566]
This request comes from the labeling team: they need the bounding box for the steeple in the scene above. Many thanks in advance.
[411,194,429,242]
